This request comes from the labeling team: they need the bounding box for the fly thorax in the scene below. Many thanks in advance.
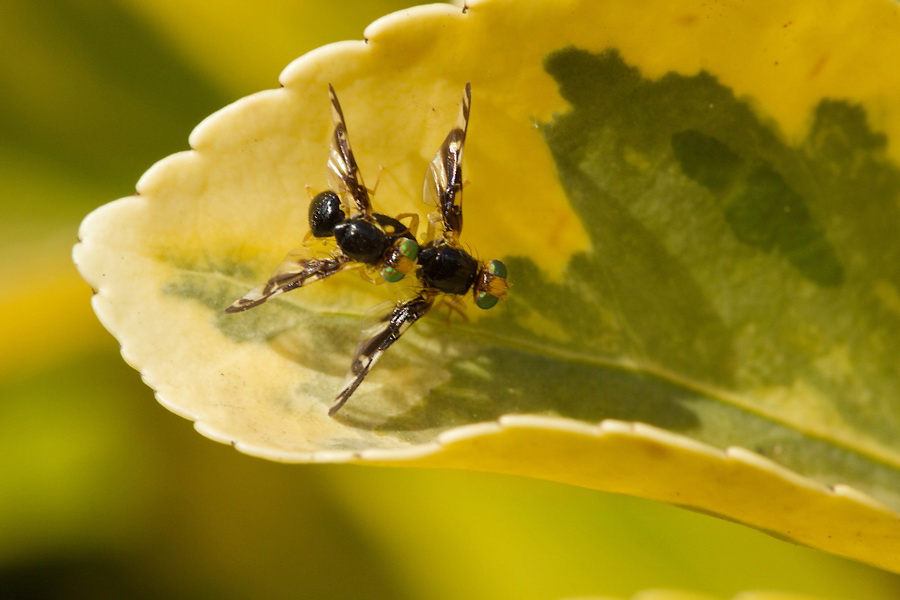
[417,243,478,295]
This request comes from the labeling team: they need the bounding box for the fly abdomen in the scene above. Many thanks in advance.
[333,218,390,264]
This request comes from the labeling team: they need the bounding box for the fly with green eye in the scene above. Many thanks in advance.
[224,84,419,314]
[330,83,510,416]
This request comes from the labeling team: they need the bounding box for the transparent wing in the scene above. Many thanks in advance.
[422,82,471,240]
[326,83,371,216]
[224,248,353,313]
[329,293,435,415]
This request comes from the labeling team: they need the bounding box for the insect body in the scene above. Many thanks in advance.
[330,83,509,415]
[225,85,418,314]
[307,189,418,280]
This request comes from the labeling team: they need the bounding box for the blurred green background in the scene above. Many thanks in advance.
[2,1,899,598]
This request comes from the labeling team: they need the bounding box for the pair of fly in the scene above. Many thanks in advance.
[225,83,509,415]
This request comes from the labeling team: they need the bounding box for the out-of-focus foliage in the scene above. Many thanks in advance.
[3,1,900,599]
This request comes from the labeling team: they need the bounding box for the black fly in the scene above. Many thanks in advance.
[225,84,419,314]
[330,83,509,415]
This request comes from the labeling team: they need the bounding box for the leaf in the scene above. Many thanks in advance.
[74,0,900,573]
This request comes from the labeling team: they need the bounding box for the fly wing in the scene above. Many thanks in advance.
[224,249,352,313]
[326,84,371,216]
[422,82,471,240]
[329,293,435,415]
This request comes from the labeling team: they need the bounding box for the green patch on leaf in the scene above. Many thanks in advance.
[164,267,307,343]
[672,130,844,286]
[540,47,900,509]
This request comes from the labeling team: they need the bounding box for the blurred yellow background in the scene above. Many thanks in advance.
[1,1,899,598]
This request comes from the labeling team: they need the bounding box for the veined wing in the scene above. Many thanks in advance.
[422,82,471,241]
[326,84,371,216]
[329,293,435,415]
[225,249,352,313]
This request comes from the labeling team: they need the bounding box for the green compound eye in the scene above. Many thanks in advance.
[475,292,500,310]
[397,238,419,260]
[487,260,507,278]
[381,267,405,282]
[380,238,420,282]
